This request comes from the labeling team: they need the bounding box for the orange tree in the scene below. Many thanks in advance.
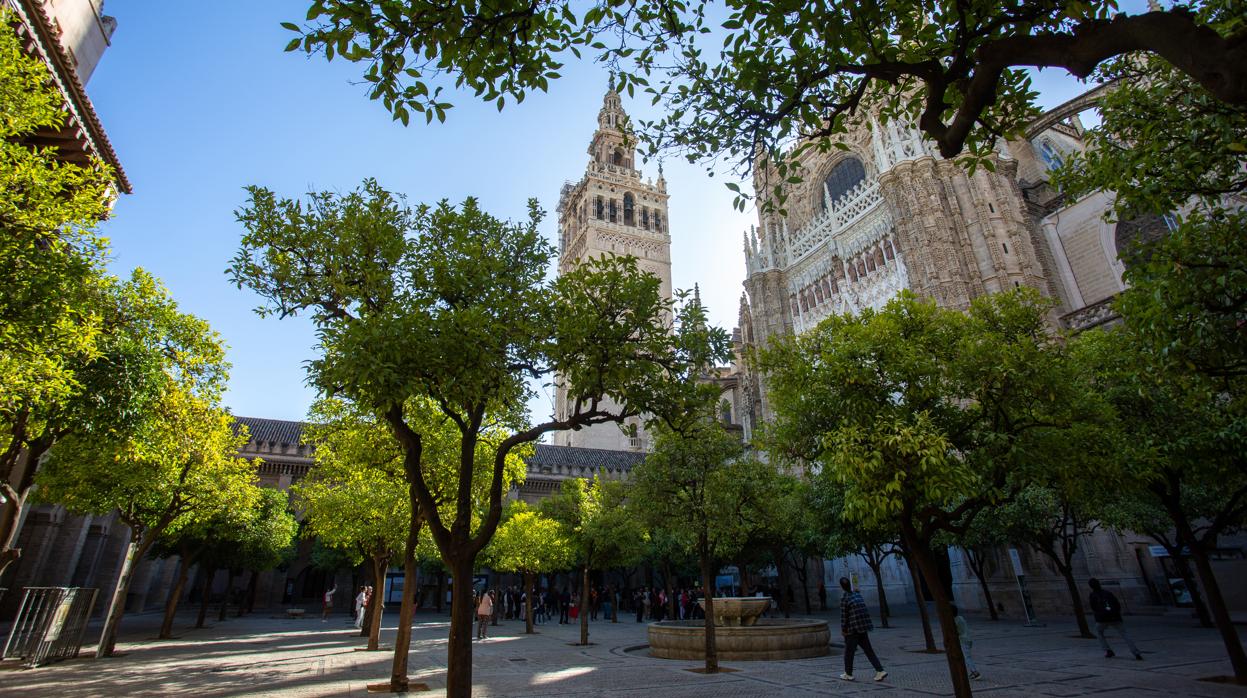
[229,179,725,696]
[760,289,1113,698]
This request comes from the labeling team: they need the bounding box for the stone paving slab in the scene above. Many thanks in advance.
[0,606,1243,696]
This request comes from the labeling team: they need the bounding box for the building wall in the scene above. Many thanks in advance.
[41,0,116,84]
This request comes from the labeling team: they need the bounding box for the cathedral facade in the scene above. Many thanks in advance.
[727,94,1220,617]
[550,88,673,452]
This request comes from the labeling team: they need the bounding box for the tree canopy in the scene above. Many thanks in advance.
[230,179,726,696]
[760,288,1108,697]
[286,0,1246,192]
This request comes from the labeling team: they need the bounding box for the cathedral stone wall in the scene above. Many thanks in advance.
[731,93,1219,617]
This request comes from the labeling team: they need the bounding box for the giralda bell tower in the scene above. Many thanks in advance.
[550,86,673,451]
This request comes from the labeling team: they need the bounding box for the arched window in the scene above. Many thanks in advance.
[653,212,662,232]
[594,197,604,220]
[1038,139,1064,170]
[609,199,618,222]
[642,208,650,229]
[822,157,866,210]
[612,149,623,166]
[623,193,635,226]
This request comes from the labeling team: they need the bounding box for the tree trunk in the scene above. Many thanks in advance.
[866,560,890,629]
[196,566,215,629]
[662,560,677,620]
[241,570,258,616]
[700,553,718,673]
[524,571,535,634]
[0,436,50,580]
[159,554,194,639]
[365,554,386,650]
[445,556,477,697]
[904,553,937,652]
[904,531,971,698]
[98,532,155,658]
[1169,551,1213,628]
[579,564,590,645]
[218,569,237,622]
[1056,562,1094,638]
[0,486,27,580]
[792,556,812,614]
[390,521,421,692]
[774,549,791,618]
[1167,516,1247,683]
[965,549,999,621]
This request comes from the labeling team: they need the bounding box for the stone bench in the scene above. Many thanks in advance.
[286,608,306,618]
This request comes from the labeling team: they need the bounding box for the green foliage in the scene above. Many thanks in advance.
[0,7,115,480]
[761,287,1106,540]
[1056,46,1247,382]
[230,178,725,560]
[806,476,900,563]
[294,399,412,561]
[36,387,257,534]
[1072,326,1247,536]
[542,476,646,572]
[285,1,1246,198]
[482,501,574,575]
[234,488,300,573]
[630,420,779,563]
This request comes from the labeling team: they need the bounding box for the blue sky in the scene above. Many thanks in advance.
[88,1,1137,423]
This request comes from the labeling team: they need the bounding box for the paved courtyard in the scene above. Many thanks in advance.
[1,605,1244,696]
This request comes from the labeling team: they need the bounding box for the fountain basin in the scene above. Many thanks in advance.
[647,618,831,661]
[698,596,771,626]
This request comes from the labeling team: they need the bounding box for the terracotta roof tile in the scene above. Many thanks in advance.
[234,416,305,447]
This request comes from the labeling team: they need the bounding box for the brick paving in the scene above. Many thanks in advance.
[1,605,1244,696]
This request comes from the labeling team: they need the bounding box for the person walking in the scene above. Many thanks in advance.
[951,605,981,680]
[322,585,337,621]
[838,577,887,682]
[1088,578,1143,660]
[476,589,494,640]
[560,588,571,624]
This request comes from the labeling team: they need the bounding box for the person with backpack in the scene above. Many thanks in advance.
[1088,578,1143,660]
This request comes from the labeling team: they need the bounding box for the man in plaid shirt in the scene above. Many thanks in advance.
[839,577,888,682]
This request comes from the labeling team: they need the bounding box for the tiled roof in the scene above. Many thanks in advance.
[234,416,306,447]
[526,444,645,471]
[11,0,131,193]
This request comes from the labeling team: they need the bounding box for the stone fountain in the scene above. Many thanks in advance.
[646,597,830,661]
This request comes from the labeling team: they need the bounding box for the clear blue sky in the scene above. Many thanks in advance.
[89,1,1134,423]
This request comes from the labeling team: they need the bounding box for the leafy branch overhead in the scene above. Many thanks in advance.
[285,1,1246,177]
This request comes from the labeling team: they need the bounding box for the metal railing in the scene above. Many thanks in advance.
[3,587,98,667]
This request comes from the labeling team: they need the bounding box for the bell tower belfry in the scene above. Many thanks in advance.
[551,86,673,451]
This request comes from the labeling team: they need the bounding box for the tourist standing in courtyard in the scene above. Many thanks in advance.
[476,589,494,640]
[1088,578,1143,660]
[951,605,981,680]
[353,586,367,629]
[322,585,336,621]
[838,577,888,682]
